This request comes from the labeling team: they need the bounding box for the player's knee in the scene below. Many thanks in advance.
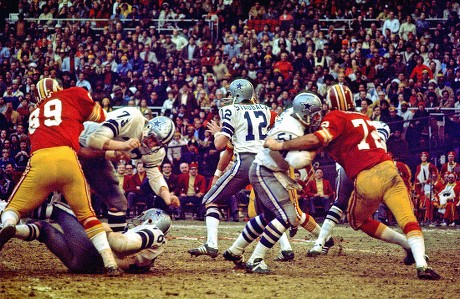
[205,206,221,220]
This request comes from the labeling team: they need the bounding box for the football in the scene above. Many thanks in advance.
[285,150,317,169]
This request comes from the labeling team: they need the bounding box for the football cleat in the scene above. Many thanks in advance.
[223,249,245,269]
[275,250,294,262]
[246,258,270,274]
[105,266,124,277]
[403,249,429,266]
[322,237,335,254]
[417,267,441,280]
[188,244,219,258]
[289,226,298,238]
[306,244,323,257]
[0,225,16,252]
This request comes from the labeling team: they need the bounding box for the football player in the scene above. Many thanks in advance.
[307,85,391,256]
[265,87,441,280]
[10,203,169,273]
[0,78,122,276]
[79,109,180,232]
[223,91,325,273]
[188,79,277,258]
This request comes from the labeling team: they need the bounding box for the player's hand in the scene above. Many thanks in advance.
[264,137,283,151]
[206,120,222,136]
[123,138,140,151]
[169,195,180,208]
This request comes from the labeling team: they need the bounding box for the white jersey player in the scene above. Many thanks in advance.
[11,203,170,274]
[188,79,277,258]
[223,92,329,273]
[79,107,179,231]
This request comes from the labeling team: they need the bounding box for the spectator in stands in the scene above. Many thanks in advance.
[382,11,400,39]
[125,161,148,217]
[0,148,15,169]
[304,168,334,216]
[399,15,416,41]
[176,162,206,220]
[75,73,92,92]
[441,151,458,176]
[249,2,266,20]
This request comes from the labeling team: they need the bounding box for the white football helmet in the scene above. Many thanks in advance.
[224,79,256,104]
[292,92,323,131]
[36,78,62,104]
[138,208,172,235]
[142,116,175,146]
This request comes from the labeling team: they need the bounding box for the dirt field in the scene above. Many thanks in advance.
[1,221,459,299]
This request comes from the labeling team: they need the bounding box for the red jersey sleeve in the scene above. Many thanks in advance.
[313,111,390,179]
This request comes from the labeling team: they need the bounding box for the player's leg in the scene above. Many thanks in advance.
[23,203,103,273]
[223,213,270,268]
[82,159,128,232]
[0,154,54,251]
[189,153,253,257]
[61,150,121,276]
[245,164,297,273]
[308,166,352,256]
[381,163,440,279]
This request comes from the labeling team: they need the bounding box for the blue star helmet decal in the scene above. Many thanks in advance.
[236,82,243,89]
[153,120,162,128]
[302,102,312,111]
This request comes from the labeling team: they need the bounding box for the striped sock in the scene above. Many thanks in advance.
[205,206,221,249]
[15,223,40,241]
[249,218,289,262]
[299,213,321,236]
[278,233,292,251]
[229,214,268,255]
[107,210,127,232]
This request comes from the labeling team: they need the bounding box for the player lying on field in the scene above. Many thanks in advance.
[1,201,169,274]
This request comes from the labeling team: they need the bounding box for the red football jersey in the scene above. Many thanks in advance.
[28,87,105,153]
[313,110,390,179]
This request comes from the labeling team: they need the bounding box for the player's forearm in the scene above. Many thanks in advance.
[213,134,229,151]
[282,134,321,151]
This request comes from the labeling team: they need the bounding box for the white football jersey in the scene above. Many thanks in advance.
[219,103,274,154]
[80,107,146,147]
[254,108,307,171]
[80,107,168,194]
[114,224,166,272]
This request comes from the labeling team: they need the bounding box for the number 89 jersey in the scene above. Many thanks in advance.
[29,87,105,154]
[313,110,390,179]
[219,103,276,154]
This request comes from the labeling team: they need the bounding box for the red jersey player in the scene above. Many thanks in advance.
[265,109,440,280]
[0,78,134,276]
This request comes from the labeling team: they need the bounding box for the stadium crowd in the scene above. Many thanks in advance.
[0,0,458,225]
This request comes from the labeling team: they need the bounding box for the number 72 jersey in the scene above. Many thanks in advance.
[219,103,277,154]
[313,110,390,179]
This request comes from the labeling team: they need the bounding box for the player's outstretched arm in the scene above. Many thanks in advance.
[264,134,321,152]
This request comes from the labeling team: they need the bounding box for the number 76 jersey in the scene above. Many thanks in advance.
[313,110,390,179]
[219,103,277,154]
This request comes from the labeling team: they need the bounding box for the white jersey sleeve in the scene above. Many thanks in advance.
[110,225,166,273]
[219,103,273,154]
[371,120,390,152]
[254,108,310,171]
[83,107,147,149]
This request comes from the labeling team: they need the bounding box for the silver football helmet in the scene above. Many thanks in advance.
[142,116,175,146]
[138,208,172,235]
[224,79,256,104]
[292,92,323,131]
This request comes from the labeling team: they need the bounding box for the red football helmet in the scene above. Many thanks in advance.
[326,84,354,111]
[36,78,62,104]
